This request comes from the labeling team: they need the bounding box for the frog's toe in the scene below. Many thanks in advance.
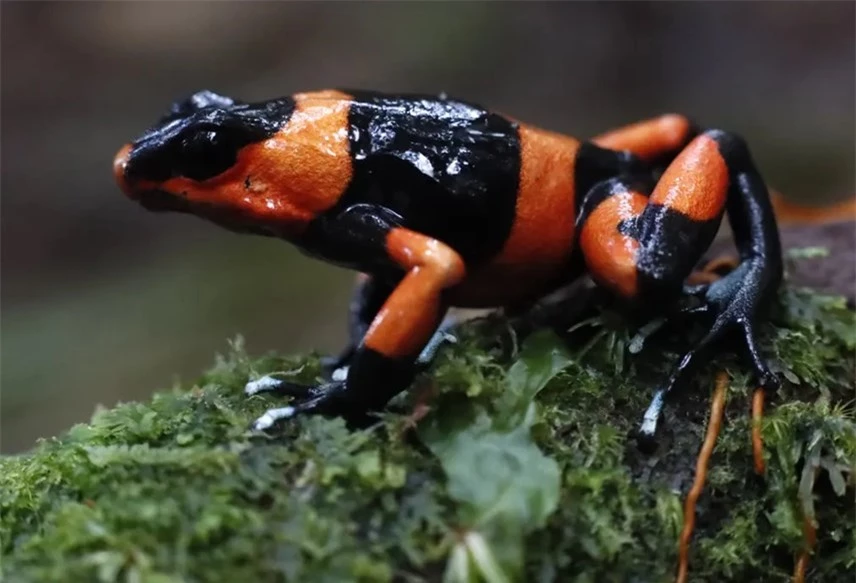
[320,346,355,380]
[248,380,351,432]
[330,366,349,382]
[244,375,311,397]
[252,406,297,431]
[738,317,781,392]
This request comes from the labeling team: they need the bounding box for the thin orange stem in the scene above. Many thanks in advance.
[399,378,436,435]
[676,371,729,583]
[686,271,721,285]
[771,190,856,226]
[751,387,766,475]
[686,253,739,286]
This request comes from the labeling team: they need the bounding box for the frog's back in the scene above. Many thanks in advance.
[316,90,523,265]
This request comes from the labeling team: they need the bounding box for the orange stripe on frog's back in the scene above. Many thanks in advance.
[448,124,581,307]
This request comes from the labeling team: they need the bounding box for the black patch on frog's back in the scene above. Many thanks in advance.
[332,90,522,266]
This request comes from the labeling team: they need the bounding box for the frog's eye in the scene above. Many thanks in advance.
[177,129,238,181]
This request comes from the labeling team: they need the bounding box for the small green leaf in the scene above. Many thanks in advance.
[422,407,560,532]
[499,331,572,430]
[175,432,194,445]
[798,439,823,522]
[422,332,568,579]
[505,330,572,407]
[820,458,848,497]
[355,450,382,481]
[782,368,801,385]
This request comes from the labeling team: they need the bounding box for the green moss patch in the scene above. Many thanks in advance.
[2,266,854,582]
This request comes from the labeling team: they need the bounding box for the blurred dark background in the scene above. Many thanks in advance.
[2,2,854,453]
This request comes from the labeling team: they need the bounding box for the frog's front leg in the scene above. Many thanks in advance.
[578,129,783,445]
[247,204,465,431]
[316,272,457,382]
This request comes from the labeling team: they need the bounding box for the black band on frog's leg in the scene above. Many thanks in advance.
[713,130,782,282]
[635,129,783,447]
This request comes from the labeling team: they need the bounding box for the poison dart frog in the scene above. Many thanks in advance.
[113,89,784,440]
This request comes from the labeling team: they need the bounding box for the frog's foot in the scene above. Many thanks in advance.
[695,258,780,387]
[245,378,351,432]
[248,317,458,432]
[637,257,780,447]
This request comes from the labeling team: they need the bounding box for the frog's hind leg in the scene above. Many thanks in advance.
[579,129,783,445]
[592,113,698,169]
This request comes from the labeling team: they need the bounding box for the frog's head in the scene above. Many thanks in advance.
[113,90,296,234]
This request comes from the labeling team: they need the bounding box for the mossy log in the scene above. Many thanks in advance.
[2,238,854,583]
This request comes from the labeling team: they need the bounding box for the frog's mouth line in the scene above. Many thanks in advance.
[136,189,282,237]
[138,189,193,214]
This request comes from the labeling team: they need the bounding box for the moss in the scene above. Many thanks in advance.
[2,270,854,582]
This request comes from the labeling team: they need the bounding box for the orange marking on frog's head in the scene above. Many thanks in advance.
[114,90,355,238]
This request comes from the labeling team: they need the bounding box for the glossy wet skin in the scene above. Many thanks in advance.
[113,89,783,451]
[116,90,535,266]
[114,91,307,235]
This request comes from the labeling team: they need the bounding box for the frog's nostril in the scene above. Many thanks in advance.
[113,144,134,197]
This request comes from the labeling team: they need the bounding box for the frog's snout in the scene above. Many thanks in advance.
[113,144,135,198]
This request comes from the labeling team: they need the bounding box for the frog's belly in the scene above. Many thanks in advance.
[446,256,578,308]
